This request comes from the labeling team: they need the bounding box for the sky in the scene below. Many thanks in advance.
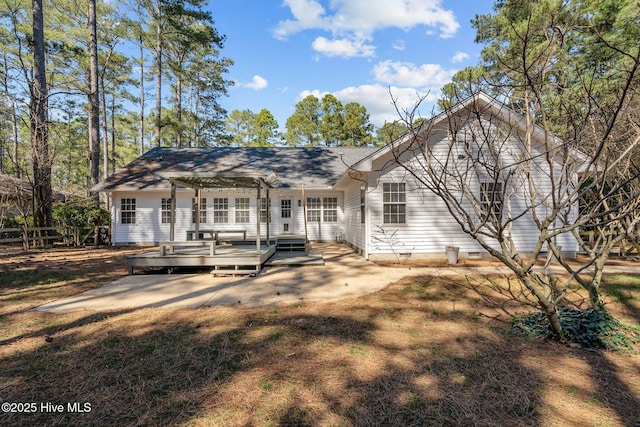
[210,0,496,131]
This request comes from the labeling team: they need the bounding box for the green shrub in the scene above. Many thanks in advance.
[53,199,110,228]
[512,307,639,351]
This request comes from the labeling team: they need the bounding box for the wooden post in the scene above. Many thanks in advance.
[169,181,176,242]
[256,182,261,253]
[194,188,201,238]
[22,225,28,251]
[301,184,308,243]
[266,188,270,244]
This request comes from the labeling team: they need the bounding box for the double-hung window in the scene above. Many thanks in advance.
[213,198,228,223]
[323,197,338,223]
[306,197,321,222]
[305,197,338,222]
[121,198,136,224]
[161,198,171,224]
[235,198,250,223]
[383,183,406,224]
[480,182,502,219]
[192,197,207,224]
[260,198,271,223]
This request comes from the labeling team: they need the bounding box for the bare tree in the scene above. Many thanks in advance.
[402,0,640,336]
[381,91,640,336]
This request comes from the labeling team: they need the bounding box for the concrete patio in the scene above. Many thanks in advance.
[34,243,640,313]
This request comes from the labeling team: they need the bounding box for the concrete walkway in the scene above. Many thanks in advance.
[35,244,640,313]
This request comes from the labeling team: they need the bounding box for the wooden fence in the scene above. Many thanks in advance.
[579,230,639,257]
[0,226,110,250]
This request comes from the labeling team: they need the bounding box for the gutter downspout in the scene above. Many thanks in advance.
[364,183,370,260]
[169,182,176,242]
[256,182,261,253]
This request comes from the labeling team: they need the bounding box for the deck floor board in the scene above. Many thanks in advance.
[128,244,276,274]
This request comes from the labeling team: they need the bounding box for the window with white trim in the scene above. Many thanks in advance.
[306,197,321,222]
[213,198,228,223]
[323,197,338,223]
[281,199,292,219]
[480,182,502,218]
[383,182,406,224]
[121,198,136,224]
[235,197,250,223]
[260,198,271,223]
[192,197,207,224]
[161,198,171,224]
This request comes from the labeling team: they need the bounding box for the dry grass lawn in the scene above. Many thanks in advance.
[0,247,639,426]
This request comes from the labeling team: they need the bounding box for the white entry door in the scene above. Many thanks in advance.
[280,198,294,234]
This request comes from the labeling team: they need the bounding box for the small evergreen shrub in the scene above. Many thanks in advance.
[512,307,639,351]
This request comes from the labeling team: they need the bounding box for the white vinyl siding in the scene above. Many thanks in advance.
[114,188,341,246]
[343,180,366,251]
[366,122,579,257]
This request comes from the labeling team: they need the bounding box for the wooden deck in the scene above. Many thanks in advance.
[128,243,276,275]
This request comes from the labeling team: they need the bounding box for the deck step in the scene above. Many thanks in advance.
[210,265,260,276]
[276,237,307,252]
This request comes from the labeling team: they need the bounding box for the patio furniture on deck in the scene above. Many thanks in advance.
[186,229,247,242]
[159,240,217,256]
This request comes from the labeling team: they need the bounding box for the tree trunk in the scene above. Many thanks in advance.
[3,52,21,178]
[521,274,564,336]
[155,0,162,147]
[100,73,109,180]
[88,0,101,197]
[193,77,200,147]
[31,0,52,228]
[176,73,182,147]
[111,94,116,175]
[139,32,145,155]
[589,257,607,312]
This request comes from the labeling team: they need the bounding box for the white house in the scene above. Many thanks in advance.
[94,93,581,261]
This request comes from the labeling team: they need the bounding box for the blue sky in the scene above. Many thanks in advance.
[211,0,496,130]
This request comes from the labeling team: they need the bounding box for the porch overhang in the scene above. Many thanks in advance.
[155,170,279,252]
[155,171,279,190]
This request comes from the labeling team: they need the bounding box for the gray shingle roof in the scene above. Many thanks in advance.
[93,146,378,192]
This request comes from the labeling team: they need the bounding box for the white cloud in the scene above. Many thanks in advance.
[244,75,268,90]
[273,0,328,40]
[293,57,461,127]
[372,60,456,88]
[335,84,439,126]
[392,39,406,51]
[274,0,460,58]
[451,51,469,63]
[297,84,439,127]
[311,35,375,58]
